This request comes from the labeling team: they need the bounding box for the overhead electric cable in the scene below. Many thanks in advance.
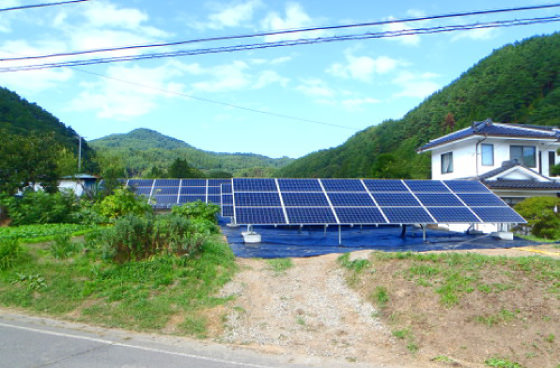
[0,0,90,12]
[1,2,559,62]
[77,68,359,131]
[2,15,559,72]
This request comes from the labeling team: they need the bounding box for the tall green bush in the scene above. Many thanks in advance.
[0,239,27,270]
[514,196,560,239]
[171,201,220,224]
[96,188,153,219]
[0,190,79,226]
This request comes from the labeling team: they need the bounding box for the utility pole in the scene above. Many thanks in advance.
[78,135,82,173]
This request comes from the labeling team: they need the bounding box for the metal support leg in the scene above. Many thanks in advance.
[400,224,407,238]
[423,225,427,242]
[338,225,342,246]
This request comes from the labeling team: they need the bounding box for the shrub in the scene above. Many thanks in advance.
[101,213,207,262]
[49,233,81,260]
[96,188,153,220]
[171,201,220,224]
[514,197,560,239]
[0,238,27,270]
[0,190,79,226]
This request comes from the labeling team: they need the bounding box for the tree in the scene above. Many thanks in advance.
[0,131,62,194]
[371,153,411,179]
[167,158,204,178]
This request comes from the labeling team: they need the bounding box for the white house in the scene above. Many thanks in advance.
[417,119,560,205]
[58,174,99,197]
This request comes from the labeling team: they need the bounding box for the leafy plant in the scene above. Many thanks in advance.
[0,238,26,270]
[485,357,524,368]
[267,258,293,273]
[514,197,560,239]
[372,286,389,308]
[0,190,79,226]
[97,188,153,219]
[171,201,220,224]
[50,234,80,260]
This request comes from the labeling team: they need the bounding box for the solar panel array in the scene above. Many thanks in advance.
[126,179,230,209]
[228,178,526,225]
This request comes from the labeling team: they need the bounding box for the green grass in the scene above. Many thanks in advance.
[266,258,293,273]
[0,224,104,244]
[337,253,371,273]
[371,286,389,309]
[0,234,237,335]
[485,357,524,368]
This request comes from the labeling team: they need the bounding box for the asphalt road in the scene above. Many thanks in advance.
[0,312,325,368]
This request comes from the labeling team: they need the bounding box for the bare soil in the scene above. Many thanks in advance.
[208,246,560,368]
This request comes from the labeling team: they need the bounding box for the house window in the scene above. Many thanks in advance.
[481,143,494,166]
[441,152,453,174]
[510,145,536,168]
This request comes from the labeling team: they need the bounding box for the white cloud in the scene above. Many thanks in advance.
[452,28,496,42]
[394,71,440,98]
[342,97,381,110]
[381,16,421,46]
[68,62,186,120]
[207,0,262,29]
[253,70,289,89]
[327,52,400,82]
[261,3,327,41]
[191,61,251,93]
[296,78,334,98]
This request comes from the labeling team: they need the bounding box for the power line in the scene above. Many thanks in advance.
[2,15,559,72]
[1,2,559,62]
[77,68,359,131]
[0,0,91,12]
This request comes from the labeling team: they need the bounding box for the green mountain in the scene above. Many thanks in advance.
[90,128,294,177]
[279,32,560,179]
[0,87,97,172]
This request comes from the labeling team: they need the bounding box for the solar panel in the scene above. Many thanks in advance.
[208,179,231,186]
[363,179,408,192]
[155,179,180,186]
[427,207,480,223]
[278,179,322,192]
[128,179,153,187]
[282,192,329,206]
[153,195,178,204]
[179,195,206,203]
[404,180,450,193]
[379,207,434,223]
[445,180,491,193]
[208,195,221,204]
[471,207,525,223]
[416,193,463,207]
[235,192,282,206]
[221,206,234,217]
[286,207,337,224]
[328,192,374,206]
[208,186,221,195]
[236,207,286,224]
[153,187,179,195]
[133,187,152,196]
[182,179,206,186]
[335,207,386,224]
[233,178,277,192]
[457,193,507,207]
[372,193,420,206]
[321,179,365,192]
[181,186,206,195]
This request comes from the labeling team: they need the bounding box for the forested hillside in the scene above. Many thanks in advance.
[90,128,294,177]
[279,32,560,178]
[0,87,97,172]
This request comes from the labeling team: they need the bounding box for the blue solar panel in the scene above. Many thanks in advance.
[445,180,490,193]
[234,178,277,192]
[182,179,207,187]
[372,193,420,206]
[222,194,233,205]
[133,187,152,196]
[427,207,480,223]
[328,193,374,206]
[381,207,433,223]
[221,183,232,194]
[207,186,221,195]
[286,207,336,224]
[155,179,180,186]
[221,205,234,217]
[278,179,322,192]
[282,192,329,206]
[153,187,179,195]
[208,179,231,186]
[179,195,206,203]
[153,195,178,204]
[236,192,281,206]
[363,179,408,192]
[405,180,450,193]
[208,196,221,204]
[321,179,365,192]
[471,207,526,223]
[236,207,286,224]
[416,193,463,206]
[335,207,386,224]
[457,194,507,206]
[128,179,153,187]
[181,187,206,195]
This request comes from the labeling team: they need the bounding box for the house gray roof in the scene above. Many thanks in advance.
[474,161,560,191]
[417,119,560,152]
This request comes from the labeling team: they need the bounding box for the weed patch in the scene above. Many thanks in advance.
[267,258,293,273]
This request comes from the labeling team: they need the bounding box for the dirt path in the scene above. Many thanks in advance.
[215,253,436,368]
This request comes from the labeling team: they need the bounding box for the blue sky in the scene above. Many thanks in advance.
[0,0,559,158]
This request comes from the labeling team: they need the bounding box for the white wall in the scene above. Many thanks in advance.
[431,138,560,179]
